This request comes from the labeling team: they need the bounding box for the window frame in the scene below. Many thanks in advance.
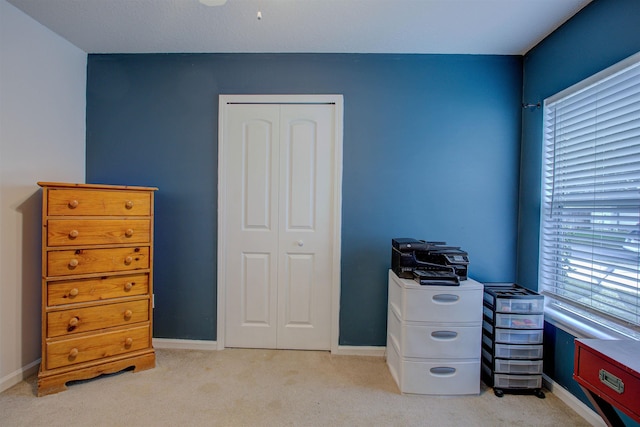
[539,51,640,340]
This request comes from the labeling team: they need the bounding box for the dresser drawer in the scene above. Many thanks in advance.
[45,325,151,370]
[493,358,543,374]
[387,336,480,395]
[483,323,544,344]
[493,343,543,360]
[493,313,544,329]
[47,189,151,216]
[47,274,149,306]
[389,273,482,323]
[47,219,151,247]
[47,299,149,337]
[388,307,481,359]
[47,247,150,277]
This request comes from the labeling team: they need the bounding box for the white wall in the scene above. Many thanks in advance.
[0,0,87,392]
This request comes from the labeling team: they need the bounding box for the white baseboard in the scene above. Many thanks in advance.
[542,374,606,427]
[334,345,386,357]
[0,359,40,393]
[153,338,218,351]
[152,339,386,356]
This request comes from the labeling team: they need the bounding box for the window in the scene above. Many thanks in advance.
[540,52,640,336]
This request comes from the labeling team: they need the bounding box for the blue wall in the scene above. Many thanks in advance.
[86,53,523,344]
[518,0,640,423]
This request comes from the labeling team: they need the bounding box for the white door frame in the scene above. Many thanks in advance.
[217,94,343,353]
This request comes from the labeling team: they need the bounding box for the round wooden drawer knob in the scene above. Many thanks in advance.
[69,317,79,327]
[125,200,134,209]
[125,338,133,347]
[125,228,134,237]
[124,282,133,291]
[124,256,133,265]
[68,200,79,209]
[69,259,79,268]
[69,229,79,239]
[124,310,133,319]
[69,348,79,358]
[69,288,79,297]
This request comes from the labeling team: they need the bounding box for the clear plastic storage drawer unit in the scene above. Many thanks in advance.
[481,283,545,398]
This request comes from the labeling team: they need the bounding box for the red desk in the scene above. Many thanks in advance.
[574,339,640,427]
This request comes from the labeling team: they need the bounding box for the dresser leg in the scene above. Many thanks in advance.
[37,377,69,396]
[37,351,155,396]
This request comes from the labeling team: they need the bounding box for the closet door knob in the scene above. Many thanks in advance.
[297,240,304,247]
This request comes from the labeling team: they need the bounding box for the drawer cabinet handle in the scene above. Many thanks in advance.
[124,282,133,291]
[69,259,79,268]
[125,337,133,347]
[125,200,134,209]
[430,367,456,376]
[67,317,79,332]
[125,228,134,237]
[124,310,133,319]
[599,369,625,394]
[432,294,459,303]
[69,288,79,297]
[431,331,458,340]
[69,348,79,359]
[124,256,133,265]
[68,200,79,209]
[69,229,79,239]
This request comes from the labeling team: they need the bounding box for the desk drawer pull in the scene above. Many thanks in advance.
[599,369,624,394]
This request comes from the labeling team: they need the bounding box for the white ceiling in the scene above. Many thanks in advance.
[7,0,592,55]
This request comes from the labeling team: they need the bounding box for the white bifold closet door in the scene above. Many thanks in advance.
[224,103,334,350]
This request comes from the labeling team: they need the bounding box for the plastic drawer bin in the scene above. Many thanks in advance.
[496,298,543,313]
[494,328,543,344]
[494,359,543,374]
[482,301,543,321]
[494,313,543,329]
[494,343,543,359]
[483,285,544,312]
[493,374,542,390]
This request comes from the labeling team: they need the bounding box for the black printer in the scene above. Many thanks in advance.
[391,238,469,286]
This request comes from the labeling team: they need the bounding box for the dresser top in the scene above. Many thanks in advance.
[38,182,158,191]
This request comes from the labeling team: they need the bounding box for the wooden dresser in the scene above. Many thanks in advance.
[37,182,157,396]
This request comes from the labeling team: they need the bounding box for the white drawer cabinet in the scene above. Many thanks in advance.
[386,270,483,395]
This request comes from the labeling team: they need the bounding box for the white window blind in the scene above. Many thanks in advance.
[540,53,640,332]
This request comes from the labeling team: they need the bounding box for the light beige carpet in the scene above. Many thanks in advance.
[1,348,591,426]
